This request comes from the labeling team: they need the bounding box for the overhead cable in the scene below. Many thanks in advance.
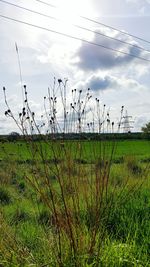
[0,14,150,63]
[0,0,149,53]
[35,0,150,45]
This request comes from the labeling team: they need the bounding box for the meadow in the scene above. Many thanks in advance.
[1,82,150,266]
[0,139,150,161]
[0,138,150,266]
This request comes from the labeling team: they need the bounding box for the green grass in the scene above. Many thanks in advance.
[0,140,150,161]
[0,139,150,266]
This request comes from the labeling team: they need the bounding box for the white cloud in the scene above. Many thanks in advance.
[126,0,150,3]
[126,0,150,15]
[0,0,150,133]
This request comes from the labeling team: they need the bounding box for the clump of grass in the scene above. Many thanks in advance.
[113,157,124,164]
[38,209,51,226]
[0,214,35,266]
[125,156,142,175]
[0,161,18,185]
[0,187,12,205]
[18,181,26,192]
[106,185,150,246]
[10,208,31,225]
[100,239,145,267]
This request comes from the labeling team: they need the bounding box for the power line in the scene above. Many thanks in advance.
[0,0,150,53]
[36,0,56,8]
[0,13,150,63]
[80,16,150,45]
[35,0,150,45]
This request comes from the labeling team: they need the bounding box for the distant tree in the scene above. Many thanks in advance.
[8,131,20,141]
[141,122,150,134]
[9,132,20,136]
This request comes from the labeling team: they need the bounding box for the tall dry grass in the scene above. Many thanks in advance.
[2,80,148,266]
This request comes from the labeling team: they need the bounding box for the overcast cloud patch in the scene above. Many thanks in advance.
[74,29,145,71]
[85,75,117,91]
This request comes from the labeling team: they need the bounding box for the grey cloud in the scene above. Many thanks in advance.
[76,74,117,92]
[86,75,116,91]
[75,30,144,71]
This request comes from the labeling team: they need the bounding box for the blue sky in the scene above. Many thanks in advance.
[0,0,150,133]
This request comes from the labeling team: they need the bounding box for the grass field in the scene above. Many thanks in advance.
[0,140,150,160]
[0,139,150,266]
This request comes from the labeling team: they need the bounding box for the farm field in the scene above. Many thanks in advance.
[0,139,150,161]
[0,138,150,266]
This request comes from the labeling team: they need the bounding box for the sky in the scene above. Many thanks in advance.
[0,0,150,134]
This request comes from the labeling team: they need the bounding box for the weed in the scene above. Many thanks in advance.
[1,80,149,266]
